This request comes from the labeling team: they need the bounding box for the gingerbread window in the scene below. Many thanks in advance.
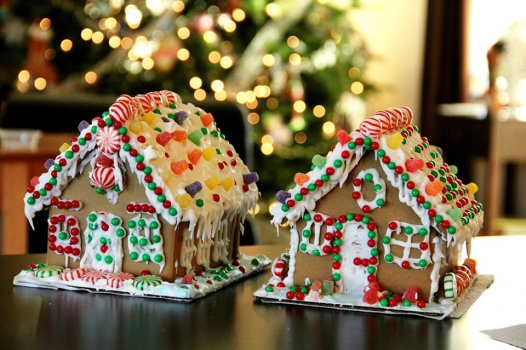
[351,168,386,213]
[382,220,432,269]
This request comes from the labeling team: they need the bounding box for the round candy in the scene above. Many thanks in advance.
[34,265,64,278]
[107,272,135,289]
[96,126,121,154]
[82,269,110,285]
[90,167,116,190]
[133,275,162,291]
[60,268,88,281]
[109,100,132,123]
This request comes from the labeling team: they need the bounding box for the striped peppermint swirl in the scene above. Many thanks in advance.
[96,126,121,154]
[147,91,163,107]
[135,94,153,113]
[359,107,413,138]
[109,101,132,123]
[107,272,135,289]
[60,268,88,281]
[91,166,116,189]
[82,270,110,285]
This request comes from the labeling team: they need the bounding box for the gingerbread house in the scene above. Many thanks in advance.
[14,91,269,300]
[254,107,483,318]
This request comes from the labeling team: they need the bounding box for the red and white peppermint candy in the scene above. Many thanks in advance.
[359,107,413,138]
[60,268,88,281]
[135,94,153,113]
[109,101,132,123]
[147,91,163,107]
[91,166,116,189]
[82,269,110,285]
[96,126,121,154]
[107,272,135,289]
[160,90,177,105]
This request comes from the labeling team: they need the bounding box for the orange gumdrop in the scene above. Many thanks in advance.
[200,113,214,127]
[187,149,202,165]
[294,173,310,186]
[425,179,443,196]
[171,130,187,142]
[463,258,477,275]
[170,160,188,175]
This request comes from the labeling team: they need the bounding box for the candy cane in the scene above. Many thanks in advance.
[160,90,178,106]
[147,91,163,107]
[107,272,135,289]
[109,101,132,123]
[359,107,413,138]
[60,268,88,281]
[135,94,153,113]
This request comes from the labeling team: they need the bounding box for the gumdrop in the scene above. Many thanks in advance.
[156,132,172,146]
[294,173,310,186]
[387,133,404,149]
[181,274,194,284]
[200,113,214,127]
[185,181,202,197]
[160,170,173,184]
[405,158,424,172]
[78,120,90,132]
[275,190,291,204]
[205,176,220,190]
[171,130,187,143]
[221,177,235,191]
[242,172,259,184]
[175,111,188,125]
[449,165,458,175]
[188,130,203,146]
[321,280,334,296]
[187,149,202,165]
[463,258,477,274]
[59,143,70,152]
[425,179,444,196]
[466,182,478,194]
[177,193,192,208]
[141,112,157,125]
[161,117,171,123]
[362,283,380,304]
[402,286,419,302]
[30,176,40,187]
[44,159,55,170]
[312,154,327,168]
[447,208,463,221]
[337,130,351,145]
[311,280,322,292]
[96,154,113,167]
[129,122,144,135]
[170,160,188,175]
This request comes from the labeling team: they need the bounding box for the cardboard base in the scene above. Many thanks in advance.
[14,254,270,302]
[254,274,494,320]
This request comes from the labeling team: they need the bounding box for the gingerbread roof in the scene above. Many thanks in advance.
[271,107,483,246]
[24,91,259,235]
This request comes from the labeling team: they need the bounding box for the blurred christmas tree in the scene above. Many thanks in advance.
[0,0,370,209]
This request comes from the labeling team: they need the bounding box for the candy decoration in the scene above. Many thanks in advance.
[171,130,187,142]
[446,208,463,221]
[402,286,419,302]
[352,168,386,212]
[463,258,477,274]
[34,265,64,278]
[96,126,121,154]
[294,173,310,186]
[386,133,404,149]
[30,176,40,187]
[188,149,202,165]
[136,94,153,112]
[242,172,259,184]
[362,282,380,304]
[107,272,135,289]
[336,130,351,145]
[185,181,203,197]
[48,214,82,264]
[359,107,413,138]
[160,90,177,105]
[78,120,90,132]
[156,131,172,146]
[60,268,88,281]
[271,257,287,279]
[147,91,163,107]
[221,177,235,191]
[383,221,432,269]
[59,143,70,152]
[90,167,116,190]
[200,113,214,127]
[321,280,334,296]
[175,111,188,125]
[96,154,114,167]
[405,158,425,172]
[205,176,220,190]
[109,100,132,123]
[188,130,203,146]
[44,159,55,170]
[177,193,192,208]
[425,179,444,196]
[276,190,291,204]
[312,154,326,168]
[133,274,162,291]
[443,273,457,299]
[466,182,478,194]
[82,269,110,285]
[202,147,216,161]
[170,160,188,175]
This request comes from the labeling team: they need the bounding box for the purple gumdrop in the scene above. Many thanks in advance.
[275,190,291,204]
[161,117,171,123]
[44,159,55,170]
[78,120,90,132]
[243,172,259,184]
[185,181,203,197]
[175,111,188,125]
[436,147,443,156]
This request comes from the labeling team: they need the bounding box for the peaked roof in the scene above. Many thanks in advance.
[24,91,259,236]
[271,107,483,246]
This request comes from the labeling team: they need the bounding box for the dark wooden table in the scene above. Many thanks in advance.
[0,238,521,350]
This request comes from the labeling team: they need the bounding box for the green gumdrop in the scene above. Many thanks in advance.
[321,280,334,296]
[447,208,463,221]
[188,129,203,146]
[449,165,458,175]
[312,154,327,169]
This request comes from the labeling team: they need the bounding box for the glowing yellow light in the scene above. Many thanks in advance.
[189,77,203,89]
[246,100,258,109]
[45,49,55,60]
[261,143,274,155]
[287,36,299,48]
[109,36,121,49]
[248,204,261,215]
[60,39,73,52]
[128,49,139,61]
[350,81,364,95]
[313,105,326,118]
[290,115,306,131]
[295,132,307,144]
[120,37,133,49]
[18,70,30,83]
[85,71,98,84]
[92,31,104,44]
[211,80,224,92]
[349,67,361,79]
[173,1,185,12]
[142,57,154,70]
[194,89,206,101]
[262,134,274,144]
[293,100,306,113]
[105,17,118,30]
[16,81,29,93]
[265,3,282,18]
[214,90,227,101]
[209,51,221,64]
[331,28,342,44]
[236,92,247,104]
[317,0,328,3]
[146,0,165,16]
[220,56,234,69]
[245,91,256,103]
[99,19,107,30]
[177,48,190,61]
[247,113,260,125]
[81,28,93,41]
[232,9,246,22]
[322,121,336,136]
[40,18,51,30]
[34,78,47,91]
[267,98,278,109]
[203,31,217,44]
[178,27,190,40]
[224,21,236,33]
[262,54,275,67]
[289,53,301,66]
[254,85,266,98]
[125,5,142,29]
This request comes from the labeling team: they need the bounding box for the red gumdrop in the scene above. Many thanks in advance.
[30,176,40,187]
[337,130,351,145]
[402,286,419,302]
[362,282,380,304]
[156,132,172,146]
[96,154,113,167]
[405,158,425,173]
[182,274,193,284]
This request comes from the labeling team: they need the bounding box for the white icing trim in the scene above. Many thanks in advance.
[127,214,165,273]
[352,168,386,211]
[383,220,432,269]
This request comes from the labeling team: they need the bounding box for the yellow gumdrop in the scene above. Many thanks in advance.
[466,182,478,194]
[221,177,235,191]
[387,133,404,149]
[140,112,157,125]
[205,175,220,190]
[129,122,144,135]
[202,147,216,161]
[177,193,192,209]
[59,143,70,152]
[160,170,173,184]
